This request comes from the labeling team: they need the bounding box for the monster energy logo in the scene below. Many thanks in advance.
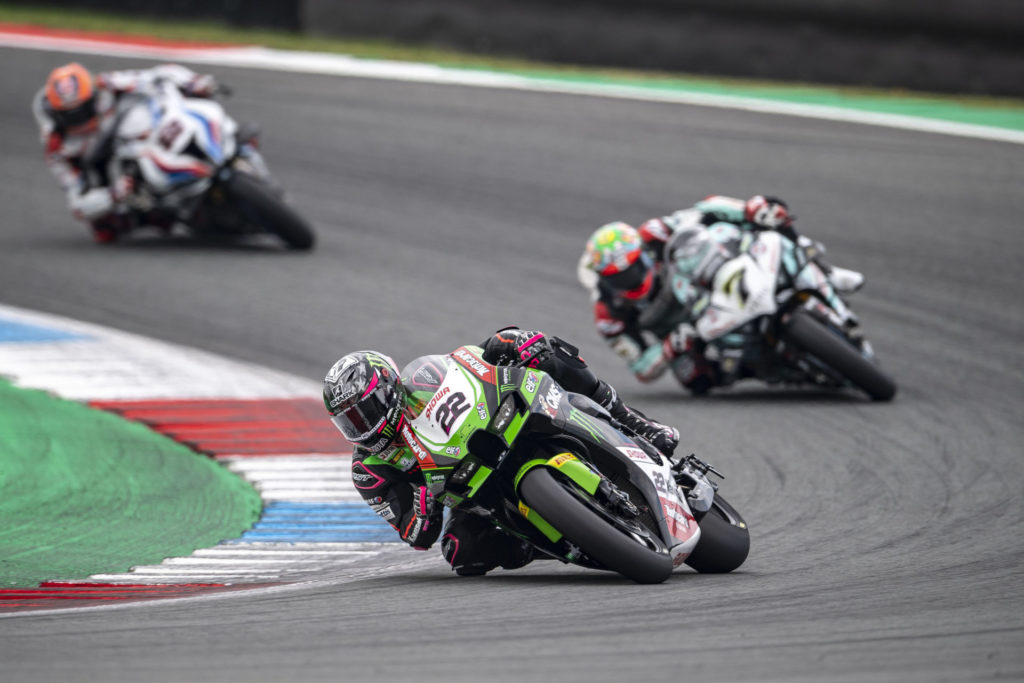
[499,384,517,394]
[568,409,603,443]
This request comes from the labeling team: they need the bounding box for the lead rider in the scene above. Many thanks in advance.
[323,327,680,576]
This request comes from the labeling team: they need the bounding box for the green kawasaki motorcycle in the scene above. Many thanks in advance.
[399,345,750,584]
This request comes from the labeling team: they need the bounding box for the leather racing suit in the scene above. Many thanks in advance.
[348,328,680,576]
[581,195,863,393]
[31,64,217,242]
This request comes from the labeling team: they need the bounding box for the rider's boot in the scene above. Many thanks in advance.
[825,265,865,294]
[593,380,680,456]
[796,235,864,294]
[667,331,722,395]
[90,212,134,244]
[442,512,533,576]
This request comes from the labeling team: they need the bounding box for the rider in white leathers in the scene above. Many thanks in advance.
[32,62,218,242]
[578,195,865,393]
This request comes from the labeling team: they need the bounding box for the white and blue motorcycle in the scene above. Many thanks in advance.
[95,81,315,250]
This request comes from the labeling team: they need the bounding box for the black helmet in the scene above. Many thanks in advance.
[323,350,404,454]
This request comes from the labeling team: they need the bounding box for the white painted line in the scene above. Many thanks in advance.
[120,567,286,576]
[88,574,284,582]
[221,542,387,550]
[192,548,377,557]
[252,478,351,485]
[160,557,362,565]
[0,30,1021,144]
[255,492,358,502]
[222,457,349,469]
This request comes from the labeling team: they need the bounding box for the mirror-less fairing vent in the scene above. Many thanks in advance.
[184,139,208,162]
[467,430,505,468]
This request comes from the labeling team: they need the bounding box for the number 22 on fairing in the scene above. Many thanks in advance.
[410,361,479,447]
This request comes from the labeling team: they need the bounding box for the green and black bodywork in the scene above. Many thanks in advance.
[399,345,749,583]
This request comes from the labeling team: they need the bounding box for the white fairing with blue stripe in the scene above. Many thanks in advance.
[111,81,239,197]
[101,78,314,250]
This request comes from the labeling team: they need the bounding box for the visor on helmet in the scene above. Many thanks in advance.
[602,251,654,299]
[329,374,395,442]
[51,97,97,132]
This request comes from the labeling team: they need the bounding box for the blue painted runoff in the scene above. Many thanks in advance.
[0,316,90,343]
[233,501,400,543]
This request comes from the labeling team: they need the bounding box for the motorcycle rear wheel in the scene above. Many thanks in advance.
[684,494,750,574]
[519,467,674,584]
[223,172,316,250]
[783,309,896,401]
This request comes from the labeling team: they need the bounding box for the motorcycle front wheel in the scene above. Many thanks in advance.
[684,494,750,574]
[518,467,674,584]
[222,172,316,250]
[783,309,896,401]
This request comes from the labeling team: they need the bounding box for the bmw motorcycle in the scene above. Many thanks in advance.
[399,345,750,584]
[93,80,315,250]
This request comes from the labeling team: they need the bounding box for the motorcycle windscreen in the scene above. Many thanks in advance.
[400,354,450,419]
[696,251,780,340]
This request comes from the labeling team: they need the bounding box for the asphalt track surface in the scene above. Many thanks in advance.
[2,46,1023,682]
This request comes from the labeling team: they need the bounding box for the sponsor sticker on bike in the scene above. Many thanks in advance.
[617,446,651,464]
[550,453,577,468]
[452,347,493,382]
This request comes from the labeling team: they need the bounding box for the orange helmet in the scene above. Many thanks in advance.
[44,62,98,132]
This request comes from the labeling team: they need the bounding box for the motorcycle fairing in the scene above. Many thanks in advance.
[401,346,701,568]
[513,452,603,542]
[114,85,237,197]
[551,397,701,560]
[696,231,783,340]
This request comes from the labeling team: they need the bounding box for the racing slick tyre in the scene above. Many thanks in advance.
[519,467,674,584]
[684,495,750,574]
[223,172,316,250]
[783,309,896,401]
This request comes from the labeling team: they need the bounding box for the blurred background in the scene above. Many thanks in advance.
[6,0,1024,97]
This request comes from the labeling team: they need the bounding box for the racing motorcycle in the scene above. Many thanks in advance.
[91,80,315,250]
[399,345,750,584]
[663,229,896,401]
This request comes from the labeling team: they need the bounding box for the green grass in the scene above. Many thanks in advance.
[3,1,1023,119]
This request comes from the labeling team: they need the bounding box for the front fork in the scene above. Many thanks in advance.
[671,453,721,520]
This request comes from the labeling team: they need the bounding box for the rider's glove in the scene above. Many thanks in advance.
[481,327,550,368]
[412,485,435,519]
[744,195,794,232]
[186,73,219,98]
[404,485,438,549]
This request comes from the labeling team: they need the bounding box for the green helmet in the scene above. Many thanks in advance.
[583,222,655,299]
